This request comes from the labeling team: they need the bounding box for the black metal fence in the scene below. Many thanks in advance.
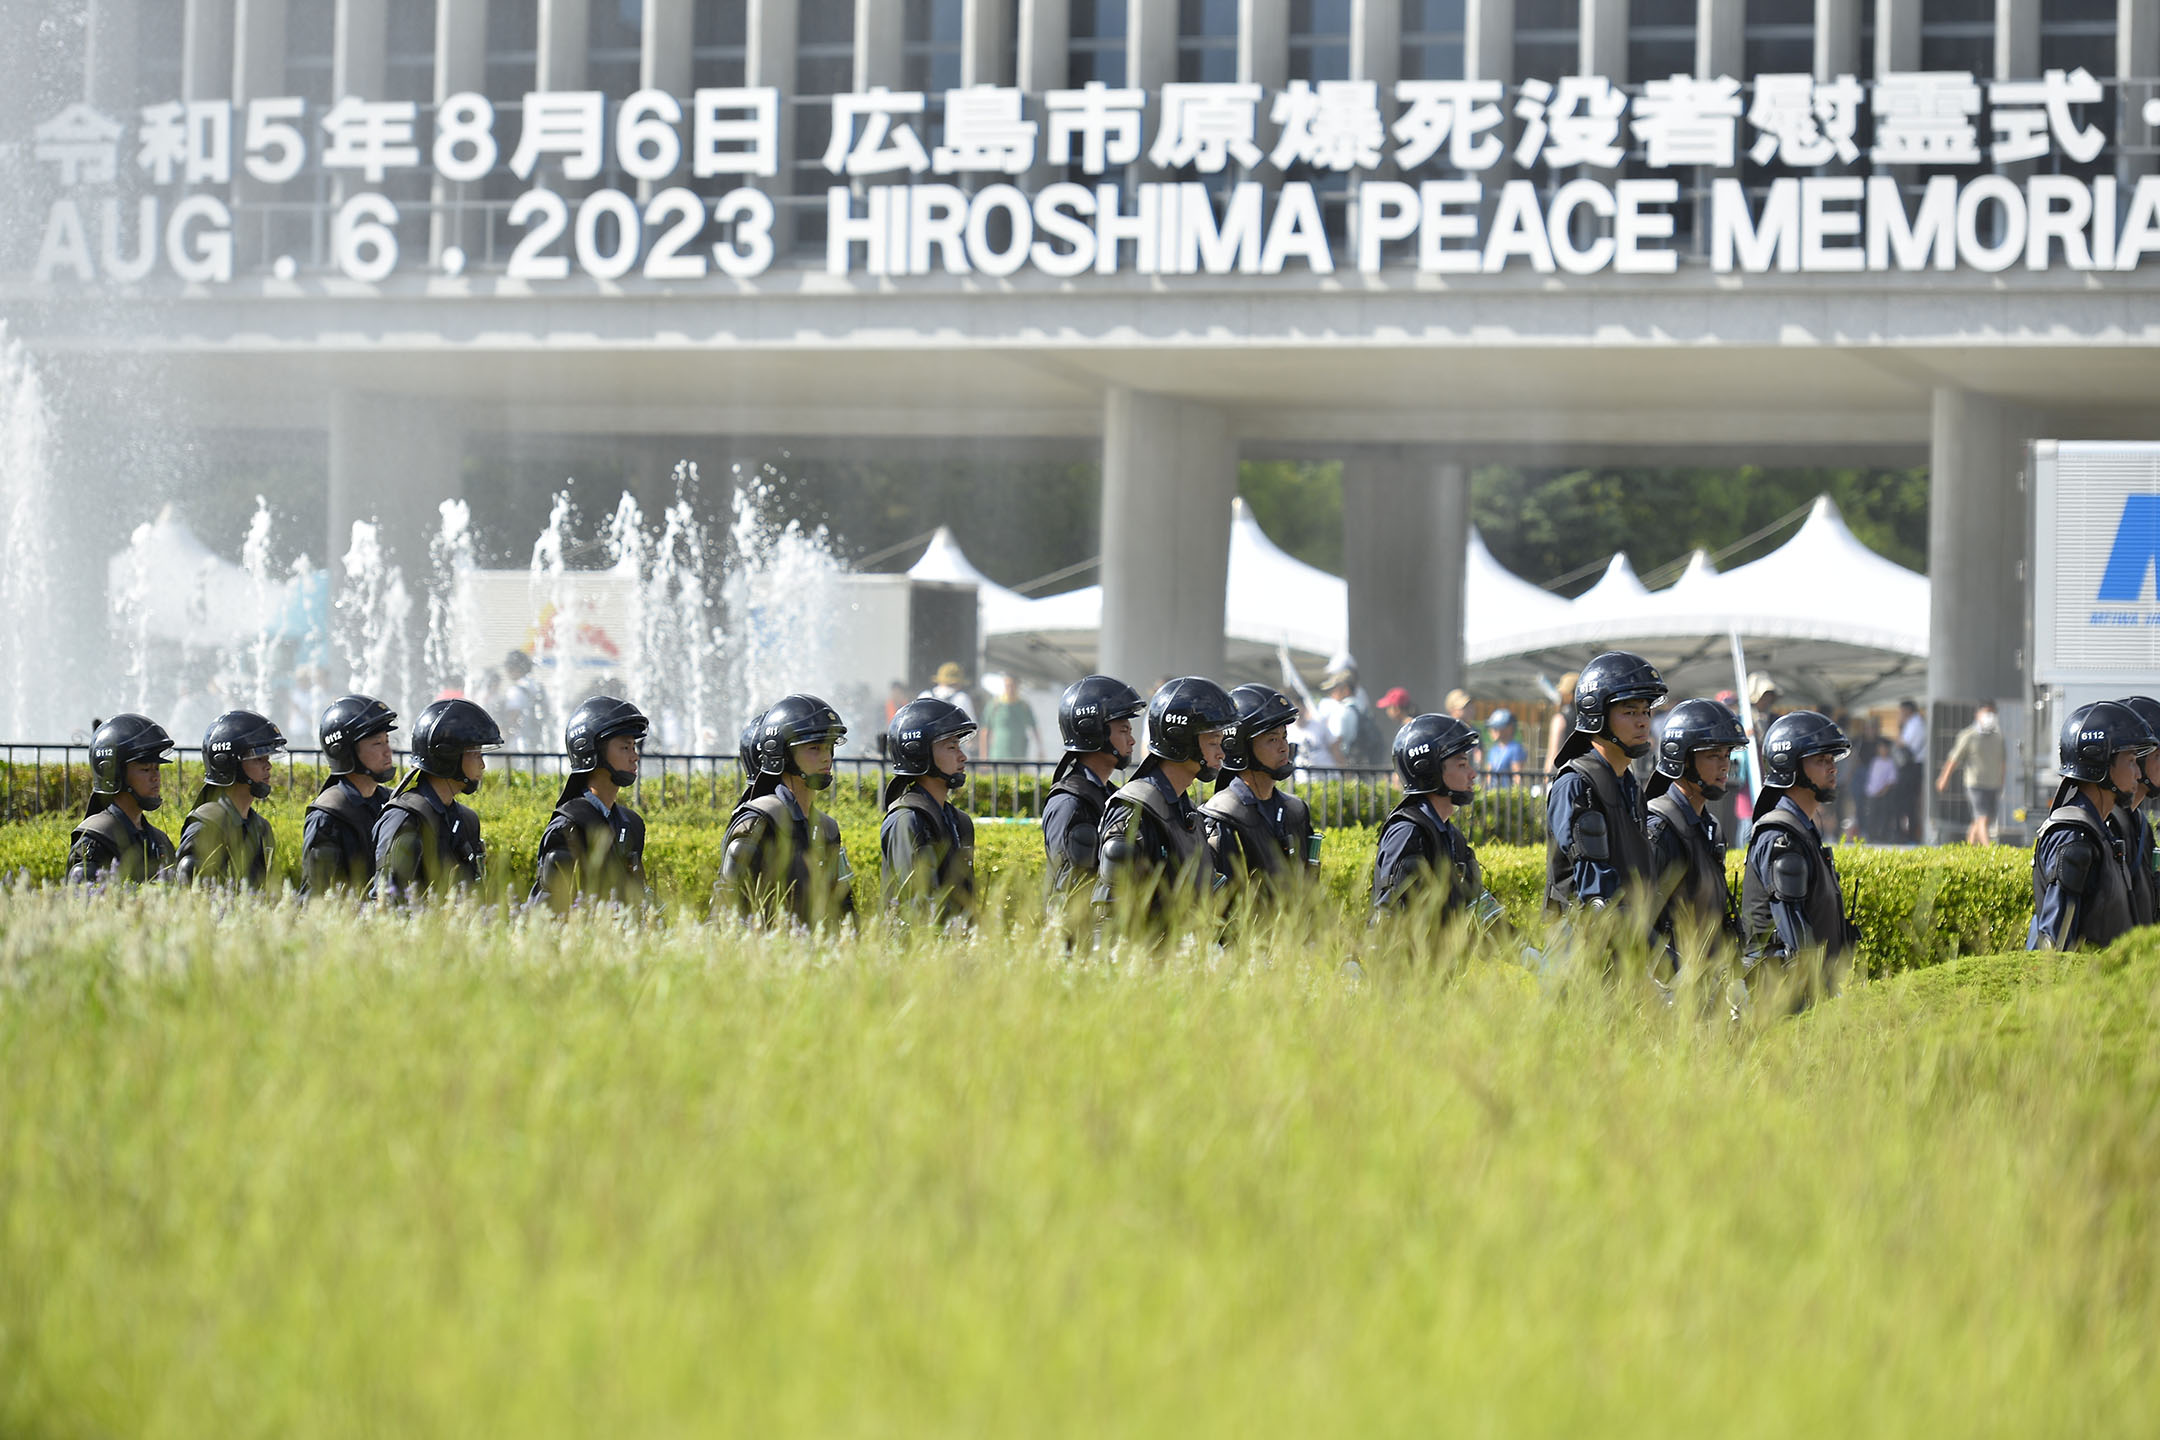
[0,743,1551,842]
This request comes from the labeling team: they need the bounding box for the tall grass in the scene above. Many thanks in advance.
[1,887,2154,1437]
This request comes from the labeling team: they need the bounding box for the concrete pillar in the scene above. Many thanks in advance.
[1697,0,1741,78]
[1465,0,1514,81]
[1131,0,1177,88]
[1928,388,2037,727]
[430,0,486,266]
[538,0,589,90]
[336,0,388,98]
[963,0,1016,85]
[2123,0,2160,184]
[1874,0,1918,74]
[749,0,799,245]
[1352,0,1402,89]
[1343,455,1466,718]
[328,391,465,595]
[1018,0,1070,90]
[1816,0,1861,79]
[1242,0,1289,88]
[185,0,235,100]
[1582,0,1628,82]
[644,0,694,93]
[856,0,903,90]
[1995,0,2036,77]
[1098,389,1239,684]
[86,0,142,111]
[231,0,286,106]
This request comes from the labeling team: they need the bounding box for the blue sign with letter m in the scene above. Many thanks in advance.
[2098,495,2160,601]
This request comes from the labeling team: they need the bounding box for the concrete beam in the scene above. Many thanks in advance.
[1465,0,1514,82]
[230,0,284,106]
[1099,388,1238,682]
[1131,0,1177,89]
[1995,0,2036,78]
[748,0,799,245]
[86,0,141,112]
[184,0,235,100]
[1816,0,1860,80]
[1018,0,1070,90]
[644,0,694,96]
[1874,0,1918,74]
[538,0,589,90]
[1582,0,1629,83]
[1928,386,2038,724]
[336,0,388,99]
[1242,0,1289,89]
[1352,0,1402,88]
[430,0,487,265]
[964,0,1017,85]
[1698,0,1742,80]
[857,0,903,90]
[2125,0,2160,182]
[1343,454,1466,715]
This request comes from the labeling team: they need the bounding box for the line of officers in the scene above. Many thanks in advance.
[59,652,2153,961]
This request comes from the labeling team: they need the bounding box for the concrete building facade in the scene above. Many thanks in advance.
[10,0,2160,721]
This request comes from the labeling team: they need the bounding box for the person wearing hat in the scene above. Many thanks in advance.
[715,693,857,929]
[1095,676,1238,935]
[1370,713,1499,926]
[2109,696,2160,926]
[1042,675,1147,898]
[1203,684,1320,903]
[176,709,288,889]
[1645,698,1748,970]
[300,693,398,896]
[1315,656,1386,768]
[374,698,503,904]
[1544,650,1668,916]
[880,697,978,924]
[530,695,652,914]
[67,714,180,886]
[1377,688,1416,728]
[2027,701,2155,951]
[1485,707,1525,781]
[1740,710,1856,996]
[922,661,977,722]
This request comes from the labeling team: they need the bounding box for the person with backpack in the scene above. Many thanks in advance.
[66,714,179,886]
[175,710,287,889]
[1317,659,1388,769]
[299,694,398,896]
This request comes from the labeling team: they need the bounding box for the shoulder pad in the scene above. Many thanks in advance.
[1770,848,1811,903]
[1572,808,1610,862]
[2050,833,2102,896]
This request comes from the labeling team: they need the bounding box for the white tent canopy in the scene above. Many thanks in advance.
[938,495,1929,708]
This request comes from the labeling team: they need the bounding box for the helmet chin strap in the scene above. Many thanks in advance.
[1689,754,1727,802]
[606,766,639,787]
[1445,786,1474,806]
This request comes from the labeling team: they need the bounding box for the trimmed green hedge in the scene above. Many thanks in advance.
[0,772,2040,978]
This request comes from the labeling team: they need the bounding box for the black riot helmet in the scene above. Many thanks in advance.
[1755,709,1850,812]
[1058,674,1145,759]
[1143,676,1239,784]
[2119,696,2160,798]
[884,697,977,805]
[753,693,847,795]
[737,710,764,778]
[1554,650,1668,766]
[1219,684,1299,781]
[1393,713,1481,804]
[200,709,288,800]
[396,698,503,796]
[318,693,398,783]
[2058,701,2156,804]
[1648,698,1748,802]
[559,694,649,805]
[85,713,176,816]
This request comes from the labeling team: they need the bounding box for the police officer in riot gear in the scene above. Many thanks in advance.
[880,697,978,923]
[176,709,287,888]
[2028,700,2155,951]
[300,694,397,896]
[715,694,857,928]
[66,714,179,885]
[1041,674,1145,894]
[1094,676,1237,932]
[736,710,765,800]
[1545,650,1667,914]
[530,695,652,914]
[1203,684,1319,901]
[1370,713,1500,925]
[374,698,501,904]
[2110,695,2160,927]
[1741,710,1857,993]
[1645,698,1747,958]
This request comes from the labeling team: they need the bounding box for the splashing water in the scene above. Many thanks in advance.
[212,496,279,716]
[716,462,858,741]
[0,328,63,736]
[424,499,480,699]
[338,520,412,712]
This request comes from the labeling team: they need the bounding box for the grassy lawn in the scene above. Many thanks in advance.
[1,890,2155,1437]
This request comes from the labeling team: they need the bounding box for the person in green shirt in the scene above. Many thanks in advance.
[982,674,1040,761]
